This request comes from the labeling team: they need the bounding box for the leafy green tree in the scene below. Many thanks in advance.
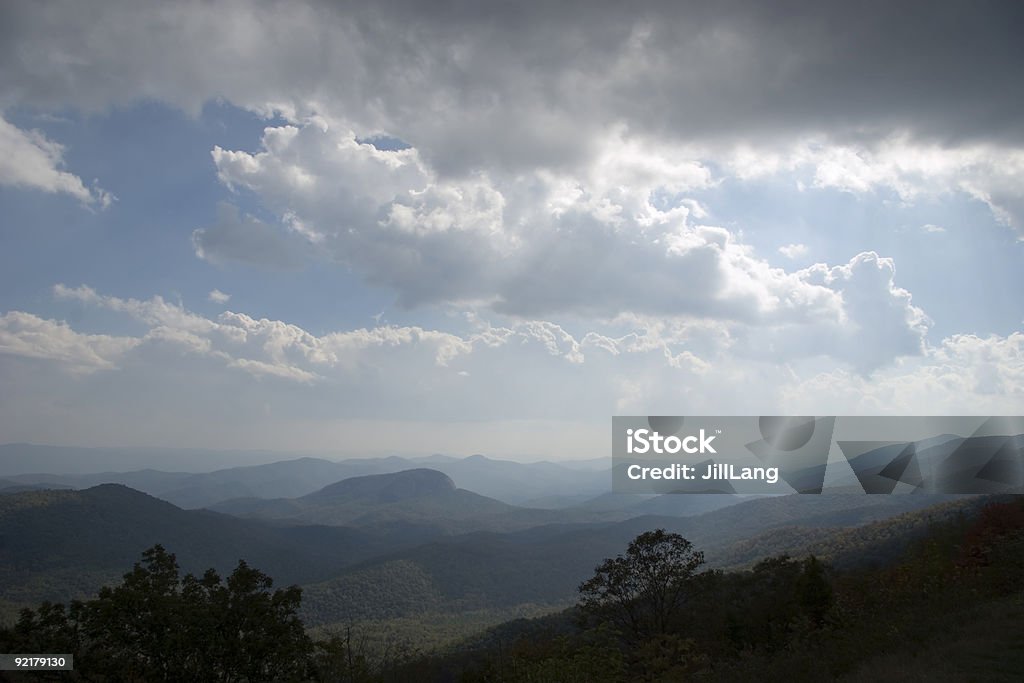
[577,529,706,643]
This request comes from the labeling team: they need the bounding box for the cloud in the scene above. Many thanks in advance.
[54,284,217,335]
[2,2,1023,229]
[729,135,1024,233]
[802,252,930,371]
[2,284,1021,451]
[0,311,138,372]
[778,243,809,259]
[921,223,946,234]
[50,284,482,383]
[209,120,848,324]
[0,115,111,206]
[208,289,231,304]
[201,122,941,370]
[42,278,930,392]
[191,203,306,269]
[5,2,1023,146]
[781,332,1024,414]
[225,357,319,384]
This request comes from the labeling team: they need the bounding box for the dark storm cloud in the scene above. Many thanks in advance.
[1,0,1021,175]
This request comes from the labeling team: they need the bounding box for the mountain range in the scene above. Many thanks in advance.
[0,460,974,633]
[292,482,968,626]
[2,438,1000,659]
[0,445,611,508]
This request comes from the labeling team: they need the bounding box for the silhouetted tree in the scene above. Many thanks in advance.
[2,545,313,682]
[578,529,705,643]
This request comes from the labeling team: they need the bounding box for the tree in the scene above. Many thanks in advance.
[3,545,313,682]
[577,529,706,643]
[213,560,312,681]
[80,544,185,679]
[796,556,833,627]
[6,601,81,661]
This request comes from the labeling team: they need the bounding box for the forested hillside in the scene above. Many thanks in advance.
[396,496,1024,682]
[0,484,415,618]
[4,493,1022,681]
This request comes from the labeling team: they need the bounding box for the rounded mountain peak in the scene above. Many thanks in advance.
[307,468,456,503]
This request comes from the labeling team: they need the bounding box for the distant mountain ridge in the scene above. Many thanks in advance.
[0,443,298,475]
[210,468,738,535]
[211,468,527,533]
[0,476,976,632]
[307,468,456,503]
[0,445,611,507]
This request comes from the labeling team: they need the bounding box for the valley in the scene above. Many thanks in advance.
[0,445,991,653]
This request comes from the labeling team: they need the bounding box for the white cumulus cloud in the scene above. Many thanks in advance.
[0,115,111,207]
[778,243,809,259]
[0,311,138,373]
[207,289,231,304]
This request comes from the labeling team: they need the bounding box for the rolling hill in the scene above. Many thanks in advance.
[2,447,612,508]
[1,465,976,641]
[0,483,428,611]
[210,468,532,533]
[296,489,971,627]
[209,468,746,533]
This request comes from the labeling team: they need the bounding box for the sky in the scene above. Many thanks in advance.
[1,0,1023,460]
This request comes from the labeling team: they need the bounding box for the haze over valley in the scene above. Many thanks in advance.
[0,444,988,644]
